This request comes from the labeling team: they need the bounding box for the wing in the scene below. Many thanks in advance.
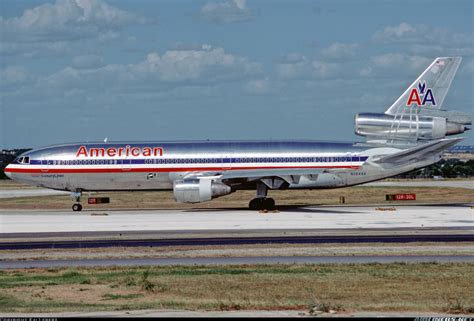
[181,166,361,189]
[373,137,463,165]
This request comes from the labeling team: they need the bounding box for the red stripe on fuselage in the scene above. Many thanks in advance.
[4,165,360,174]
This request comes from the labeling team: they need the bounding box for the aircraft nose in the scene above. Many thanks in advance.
[4,164,12,179]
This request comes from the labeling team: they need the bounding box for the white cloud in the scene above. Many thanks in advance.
[371,53,432,73]
[276,55,342,80]
[0,41,70,58]
[275,51,439,82]
[243,78,272,95]
[320,43,359,60]
[408,44,474,57]
[0,66,34,89]
[41,45,262,91]
[372,22,473,47]
[134,45,261,83]
[72,54,104,69]
[200,0,253,23]
[1,0,145,42]
[372,22,415,42]
[0,0,145,56]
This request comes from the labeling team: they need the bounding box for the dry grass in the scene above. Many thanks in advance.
[0,181,42,190]
[0,263,473,313]
[2,243,474,262]
[0,183,473,210]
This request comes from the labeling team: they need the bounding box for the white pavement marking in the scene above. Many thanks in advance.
[0,206,473,234]
[364,180,474,189]
[0,189,69,198]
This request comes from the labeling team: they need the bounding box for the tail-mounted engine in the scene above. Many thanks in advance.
[173,178,232,203]
[355,112,470,143]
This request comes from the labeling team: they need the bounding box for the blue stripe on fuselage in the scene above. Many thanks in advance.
[25,156,369,166]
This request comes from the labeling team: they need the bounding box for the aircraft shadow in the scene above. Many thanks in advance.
[183,205,365,214]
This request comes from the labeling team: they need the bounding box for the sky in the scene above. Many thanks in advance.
[0,0,473,148]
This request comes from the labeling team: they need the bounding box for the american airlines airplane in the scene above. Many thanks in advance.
[4,57,471,211]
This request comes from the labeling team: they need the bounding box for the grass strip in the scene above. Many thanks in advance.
[0,263,472,314]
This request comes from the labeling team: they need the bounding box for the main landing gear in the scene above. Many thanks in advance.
[71,190,82,212]
[249,181,275,211]
[249,197,275,210]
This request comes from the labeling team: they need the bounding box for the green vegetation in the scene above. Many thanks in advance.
[0,149,30,179]
[102,293,144,300]
[0,263,472,313]
[398,159,474,178]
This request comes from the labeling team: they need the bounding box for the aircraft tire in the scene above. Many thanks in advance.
[72,203,82,212]
[249,198,275,210]
[264,198,275,210]
[249,198,261,210]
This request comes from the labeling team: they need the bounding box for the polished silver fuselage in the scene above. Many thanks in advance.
[5,140,437,192]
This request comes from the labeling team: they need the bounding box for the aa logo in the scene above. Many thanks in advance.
[406,81,436,107]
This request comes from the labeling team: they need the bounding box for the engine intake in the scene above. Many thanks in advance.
[173,179,232,203]
[355,113,467,141]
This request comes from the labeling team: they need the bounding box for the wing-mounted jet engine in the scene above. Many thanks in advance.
[173,178,233,203]
[355,57,471,146]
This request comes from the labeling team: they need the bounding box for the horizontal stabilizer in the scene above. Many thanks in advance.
[374,137,463,165]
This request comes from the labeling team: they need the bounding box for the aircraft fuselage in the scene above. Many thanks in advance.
[5,140,434,192]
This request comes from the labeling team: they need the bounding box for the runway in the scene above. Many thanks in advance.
[1,232,473,250]
[1,204,473,234]
[2,255,474,269]
[1,203,472,268]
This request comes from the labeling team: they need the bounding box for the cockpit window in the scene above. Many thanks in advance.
[16,156,30,164]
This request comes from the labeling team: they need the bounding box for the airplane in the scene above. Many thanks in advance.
[4,57,471,212]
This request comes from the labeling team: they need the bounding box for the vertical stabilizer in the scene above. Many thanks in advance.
[385,57,461,115]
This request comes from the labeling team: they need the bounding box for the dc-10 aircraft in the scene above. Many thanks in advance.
[4,57,471,211]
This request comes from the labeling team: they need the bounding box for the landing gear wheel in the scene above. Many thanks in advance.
[249,198,275,210]
[72,203,82,212]
[249,198,261,210]
[264,198,275,210]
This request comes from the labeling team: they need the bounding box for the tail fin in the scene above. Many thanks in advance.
[355,56,470,146]
[385,57,462,115]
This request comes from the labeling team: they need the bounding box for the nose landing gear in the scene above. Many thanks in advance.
[71,190,82,212]
[72,203,82,212]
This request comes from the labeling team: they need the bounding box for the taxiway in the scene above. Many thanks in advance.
[1,204,472,234]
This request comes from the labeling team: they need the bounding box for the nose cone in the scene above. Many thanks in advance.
[4,164,12,179]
